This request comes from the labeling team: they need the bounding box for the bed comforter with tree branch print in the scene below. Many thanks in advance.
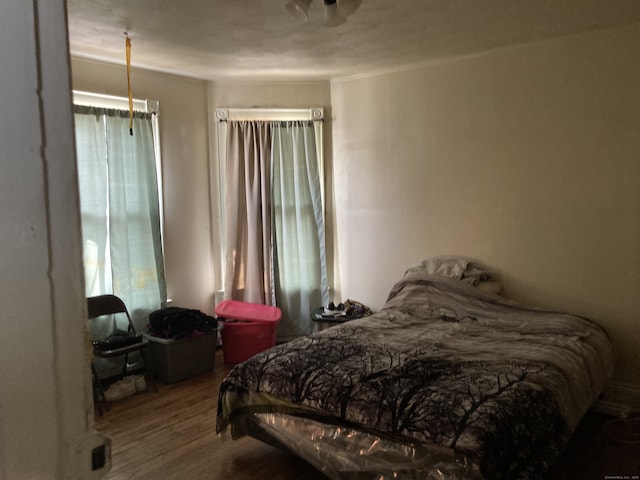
[217,274,614,479]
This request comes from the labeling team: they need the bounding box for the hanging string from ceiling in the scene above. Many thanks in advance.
[125,32,134,135]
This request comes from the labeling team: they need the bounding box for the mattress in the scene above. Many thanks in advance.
[217,272,614,479]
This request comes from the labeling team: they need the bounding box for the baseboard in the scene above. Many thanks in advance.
[598,380,640,414]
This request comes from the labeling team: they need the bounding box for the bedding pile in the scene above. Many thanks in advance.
[217,270,614,479]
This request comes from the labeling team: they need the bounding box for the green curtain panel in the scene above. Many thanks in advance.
[74,105,166,333]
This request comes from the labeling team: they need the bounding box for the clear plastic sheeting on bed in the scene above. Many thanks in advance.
[244,412,481,480]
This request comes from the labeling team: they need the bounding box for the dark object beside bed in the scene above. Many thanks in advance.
[217,260,614,479]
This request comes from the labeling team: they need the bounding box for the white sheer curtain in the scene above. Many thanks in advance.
[271,121,328,338]
[74,105,166,332]
[223,118,328,338]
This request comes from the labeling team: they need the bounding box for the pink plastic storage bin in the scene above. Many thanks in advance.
[215,300,281,364]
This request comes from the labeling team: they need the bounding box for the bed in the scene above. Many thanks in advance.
[216,258,615,479]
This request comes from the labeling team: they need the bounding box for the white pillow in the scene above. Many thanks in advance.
[405,256,493,286]
[405,256,469,279]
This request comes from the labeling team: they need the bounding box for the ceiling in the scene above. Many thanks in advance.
[66,0,640,82]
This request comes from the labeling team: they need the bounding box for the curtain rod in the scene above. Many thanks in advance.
[215,107,324,122]
[216,118,323,123]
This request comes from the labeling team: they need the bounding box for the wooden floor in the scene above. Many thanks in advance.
[96,350,324,480]
[96,350,640,479]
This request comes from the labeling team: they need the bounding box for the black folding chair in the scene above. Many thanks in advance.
[88,294,156,414]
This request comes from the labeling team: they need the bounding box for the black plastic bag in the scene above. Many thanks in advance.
[148,307,216,339]
[93,329,142,351]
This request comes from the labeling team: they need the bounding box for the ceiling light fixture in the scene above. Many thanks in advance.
[323,0,345,27]
[285,0,361,27]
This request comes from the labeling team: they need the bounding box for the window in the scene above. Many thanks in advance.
[214,108,329,338]
[73,91,166,330]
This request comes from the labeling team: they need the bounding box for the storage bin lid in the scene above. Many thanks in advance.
[215,299,281,323]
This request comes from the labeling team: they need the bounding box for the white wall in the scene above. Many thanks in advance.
[330,24,640,386]
[71,58,215,314]
[0,1,107,477]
